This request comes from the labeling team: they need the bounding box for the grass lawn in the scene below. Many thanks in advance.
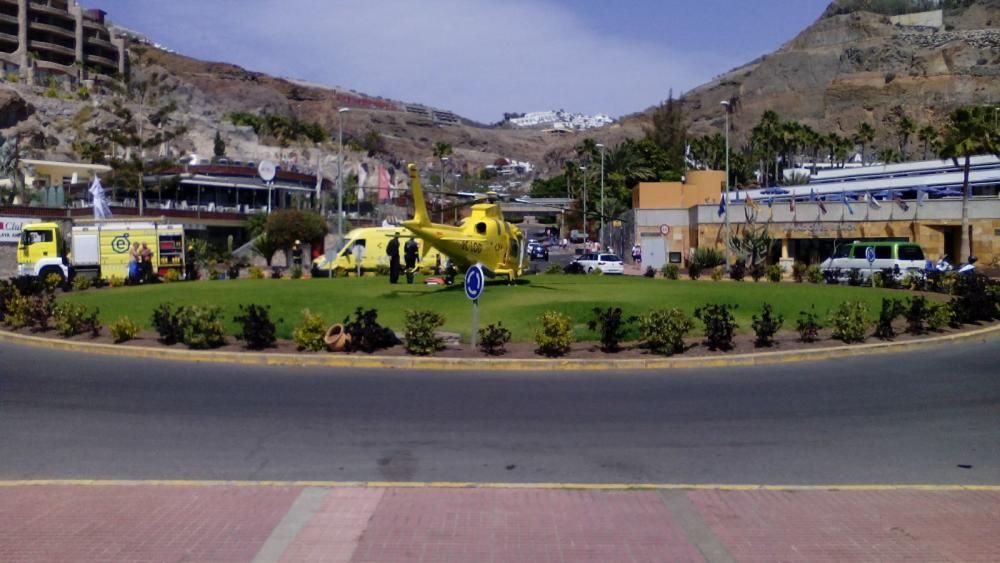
[61,275,909,342]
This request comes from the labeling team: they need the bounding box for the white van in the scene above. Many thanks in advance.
[819,241,926,281]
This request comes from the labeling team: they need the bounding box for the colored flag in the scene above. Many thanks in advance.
[843,191,854,215]
[810,189,827,214]
[789,196,795,213]
[916,189,927,207]
[378,166,391,202]
[745,191,759,210]
[892,191,909,211]
[865,192,882,209]
[357,163,369,202]
[717,193,727,217]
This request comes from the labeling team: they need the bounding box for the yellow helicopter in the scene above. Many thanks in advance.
[403,163,527,281]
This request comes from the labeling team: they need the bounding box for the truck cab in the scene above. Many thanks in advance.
[17,222,69,282]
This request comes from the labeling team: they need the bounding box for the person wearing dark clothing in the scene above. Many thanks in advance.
[386,234,401,284]
[404,237,419,284]
[291,240,303,269]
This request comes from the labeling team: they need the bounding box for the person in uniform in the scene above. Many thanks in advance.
[291,240,303,269]
[386,233,401,284]
[404,236,419,284]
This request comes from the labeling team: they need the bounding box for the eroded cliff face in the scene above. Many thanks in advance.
[646,1,999,143]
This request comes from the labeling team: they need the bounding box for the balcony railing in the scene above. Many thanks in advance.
[84,34,114,50]
[29,38,75,57]
[29,20,76,38]
[0,31,17,45]
[84,52,116,68]
[27,2,74,22]
[0,12,17,24]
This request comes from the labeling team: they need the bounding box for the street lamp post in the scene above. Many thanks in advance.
[721,100,732,270]
[580,165,588,239]
[337,107,350,242]
[596,143,606,248]
[440,156,449,223]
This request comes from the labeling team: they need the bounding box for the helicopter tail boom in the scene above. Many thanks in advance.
[407,164,431,226]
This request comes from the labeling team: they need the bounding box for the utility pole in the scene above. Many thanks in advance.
[337,107,349,242]
[721,100,732,270]
[580,165,588,239]
[597,143,606,248]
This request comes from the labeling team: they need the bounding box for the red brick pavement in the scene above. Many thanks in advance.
[1,485,998,563]
[690,489,1000,563]
[346,488,702,563]
[0,485,301,563]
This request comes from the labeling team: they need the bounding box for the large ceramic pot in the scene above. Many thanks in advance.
[324,324,352,352]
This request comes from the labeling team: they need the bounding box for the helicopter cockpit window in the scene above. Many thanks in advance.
[475,222,487,235]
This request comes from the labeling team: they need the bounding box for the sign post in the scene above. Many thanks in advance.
[866,246,876,287]
[465,264,485,349]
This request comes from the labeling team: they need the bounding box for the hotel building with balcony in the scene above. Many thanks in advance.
[0,0,126,86]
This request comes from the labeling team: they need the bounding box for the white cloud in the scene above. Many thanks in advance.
[109,0,719,122]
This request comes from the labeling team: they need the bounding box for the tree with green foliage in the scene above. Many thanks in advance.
[645,91,686,173]
[877,147,902,164]
[0,133,29,205]
[853,122,875,166]
[432,141,453,160]
[213,130,226,158]
[265,209,329,260]
[918,125,938,160]
[939,106,1000,262]
[896,114,915,160]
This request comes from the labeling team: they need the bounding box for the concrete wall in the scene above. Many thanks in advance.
[889,10,943,29]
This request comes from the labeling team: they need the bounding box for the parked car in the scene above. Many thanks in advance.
[566,253,625,275]
[528,242,549,261]
[819,241,926,281]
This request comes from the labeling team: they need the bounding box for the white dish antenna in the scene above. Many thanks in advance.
[258,160,277,182]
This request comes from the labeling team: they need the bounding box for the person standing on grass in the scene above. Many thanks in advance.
[139,242,154,283]
[127,242,140,284]
[386,233,401,284]
[404,236,419,284]
[291,240,303,269]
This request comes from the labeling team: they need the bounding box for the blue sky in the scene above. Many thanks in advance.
[89,0,831,122]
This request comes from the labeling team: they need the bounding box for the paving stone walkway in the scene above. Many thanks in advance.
[0,484,997,562]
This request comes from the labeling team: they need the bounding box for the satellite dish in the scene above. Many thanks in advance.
[258,160,277,182]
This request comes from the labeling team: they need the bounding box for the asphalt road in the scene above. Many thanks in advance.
[1,338,998,485]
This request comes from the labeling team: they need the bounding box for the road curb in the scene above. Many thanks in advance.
[0,479,997,491]
[0,323,997,371]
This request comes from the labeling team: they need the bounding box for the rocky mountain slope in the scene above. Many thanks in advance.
[638,0,1000,144]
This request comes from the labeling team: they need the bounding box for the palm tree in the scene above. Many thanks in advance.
[562,160,578,199]
[854,122,875,166]
[751,111,781,184]
[825,133,842,168]
[432,141,453,160]
[939,107,1000,262]
[918,125,938,160]
[897,115,915,160]
[876,147,901,164]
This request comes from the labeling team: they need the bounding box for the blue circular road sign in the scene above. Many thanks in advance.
[465,265,485,301]
[865,246,876,264]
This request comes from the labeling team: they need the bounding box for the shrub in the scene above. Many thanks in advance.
[766,264,783,283]
[52,302,101,337]
[208,269,220,281]
[110,316,141,344]
[688,262,703,280]
[927,302,953,332]
[152,303,185,345]
[293,309,327,352]
[824,268,842,285]
[694,304,738,351]
[535,311,573,357]
[806,265,824,284]
[830,301,871,343]
[711,266,724,281]
[71,275,93,291]
[587,307,632,353]
[792,262,808,283]
[662,264,680,280]
[903,295,932,335]
[949,274,999,324]
[901,272,925,292]
[751,303,784,348]
[749,263,766,283]
[162,269,181,283]
[0,280,18,318]
[638,308,694,356]
[374,264,391,276]
[3,291,31,328]
[691,247,725,271]
[874,298,905,340]
[729,260,746,282]
[233,304,277,350]
[180,305,226,349]
[342,307,398,353]
[873,268,899,290]
[43,272,63,293]
[9,275,44,297]
[27,293,55,331]
[248,266,266,279]
[544,264,563,275]
[846,268,864,287]
[589,267,603,276]
[796,307,821,343]
[290,265,303,279]
[108,275,124,288]
[478,322,512,356]
[643,266,656,278]
[404,309,445,356]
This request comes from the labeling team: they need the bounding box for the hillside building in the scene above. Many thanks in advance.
[628,157,1000,270]
[0,0,127,86]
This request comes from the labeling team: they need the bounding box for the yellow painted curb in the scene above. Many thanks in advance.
[0,480,997,492]
[0,322,997,372]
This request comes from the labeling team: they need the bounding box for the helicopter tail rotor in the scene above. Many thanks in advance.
[406,164,431,227]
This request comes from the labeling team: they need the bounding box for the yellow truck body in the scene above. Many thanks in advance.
[312,227,446,275]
